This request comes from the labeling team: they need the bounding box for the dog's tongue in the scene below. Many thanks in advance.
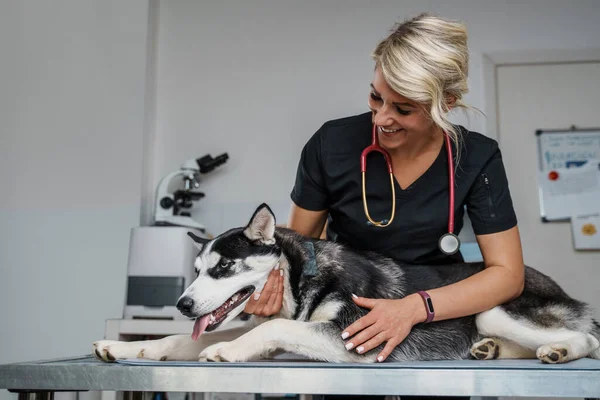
[192,315,210,341]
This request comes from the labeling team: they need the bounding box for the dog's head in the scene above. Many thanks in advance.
[177,203,281,340]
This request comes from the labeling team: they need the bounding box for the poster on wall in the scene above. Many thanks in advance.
[536,128,600,222]
[571,214,600,250]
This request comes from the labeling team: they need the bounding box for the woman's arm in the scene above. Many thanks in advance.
[287,202,329,239]
[343,225,525,361]
[411,225,525,322]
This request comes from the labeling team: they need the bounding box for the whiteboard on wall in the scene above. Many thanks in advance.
[536,128,600,222]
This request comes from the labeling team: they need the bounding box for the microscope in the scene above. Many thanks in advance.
[153,153,229,231]
[124,153,229,320]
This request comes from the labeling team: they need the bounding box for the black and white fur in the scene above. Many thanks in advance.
[94,204,600,364]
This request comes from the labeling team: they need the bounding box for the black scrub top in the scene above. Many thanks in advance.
[290,112,518,265]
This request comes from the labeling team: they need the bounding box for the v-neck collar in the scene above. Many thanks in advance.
[393,138,448,195]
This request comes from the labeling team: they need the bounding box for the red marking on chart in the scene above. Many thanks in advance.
[548,170,559,181]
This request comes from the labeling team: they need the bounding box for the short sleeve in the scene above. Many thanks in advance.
[466,144,518,235]
[290,127,329,211]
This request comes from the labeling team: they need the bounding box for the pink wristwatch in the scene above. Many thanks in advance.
[417,291,435,323]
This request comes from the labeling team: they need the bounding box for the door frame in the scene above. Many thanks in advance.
[482,48,600,144]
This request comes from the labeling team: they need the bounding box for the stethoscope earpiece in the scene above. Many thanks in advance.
[366,219,389,226]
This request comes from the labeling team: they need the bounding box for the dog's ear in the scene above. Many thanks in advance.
[187,231,210,250]
[243,203,276,245]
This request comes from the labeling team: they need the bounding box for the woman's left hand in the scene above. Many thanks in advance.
[341,294,425,362]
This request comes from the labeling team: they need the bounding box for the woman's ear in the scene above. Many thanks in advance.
[445,94,457,110]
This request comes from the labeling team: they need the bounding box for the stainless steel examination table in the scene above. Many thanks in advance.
[1,355,600,399]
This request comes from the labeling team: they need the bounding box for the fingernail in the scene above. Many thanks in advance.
[377,356,384,362]
[341,332,349,340]
[352,293,358,299]
[273,263,279,270]
[254,293,260,300]
[280,269,283,276]
[345,342,354,350]
[357,346,364,354]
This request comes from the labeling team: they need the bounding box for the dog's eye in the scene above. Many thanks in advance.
[219,259,235,268]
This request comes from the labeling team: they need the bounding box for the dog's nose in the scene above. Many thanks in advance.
[176,297,194,313]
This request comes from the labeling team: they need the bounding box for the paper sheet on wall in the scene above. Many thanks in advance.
[538,160,600,221]
[571,214,600,250]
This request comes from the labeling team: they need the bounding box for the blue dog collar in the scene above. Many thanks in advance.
[302,241,318,278]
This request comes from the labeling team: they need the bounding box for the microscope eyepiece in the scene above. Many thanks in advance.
[197,153,229,173]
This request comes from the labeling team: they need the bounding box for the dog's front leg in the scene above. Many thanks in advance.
[93,335,204,362]
[202,319,373,363]
[93,324,253,362]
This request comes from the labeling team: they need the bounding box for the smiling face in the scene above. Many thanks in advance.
[367,66,439,153]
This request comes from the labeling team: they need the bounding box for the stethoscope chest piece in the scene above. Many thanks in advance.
[438,232,461,255]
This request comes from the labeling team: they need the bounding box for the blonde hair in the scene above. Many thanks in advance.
[372,13,472,161]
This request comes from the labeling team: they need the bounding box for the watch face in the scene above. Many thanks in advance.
[425,297,434,313]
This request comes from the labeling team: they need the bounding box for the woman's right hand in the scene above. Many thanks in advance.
[244,202,326,318]
[243,267,284,317]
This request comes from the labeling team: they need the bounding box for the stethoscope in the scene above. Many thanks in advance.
[360,124,461,255]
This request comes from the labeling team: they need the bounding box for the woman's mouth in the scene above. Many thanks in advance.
[379,126,401,133]
[378,126,405,139]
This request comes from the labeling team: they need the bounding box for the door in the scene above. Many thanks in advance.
[496,61,600,318]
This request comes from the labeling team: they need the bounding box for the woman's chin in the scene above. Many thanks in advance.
[378,130,408,150]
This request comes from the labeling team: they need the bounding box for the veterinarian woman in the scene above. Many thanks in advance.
[244,12,525,399]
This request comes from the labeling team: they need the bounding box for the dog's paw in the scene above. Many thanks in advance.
[215,342,253,362]
[93,340,169,363]
[199,341,254,362]
[537,344,569,364]
[199,342,230,362]
[93,340,122,362]
[470,338,499,360]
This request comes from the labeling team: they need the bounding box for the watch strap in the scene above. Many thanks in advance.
[417,290,435,323]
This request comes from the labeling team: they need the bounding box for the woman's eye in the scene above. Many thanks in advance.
[369,92,381,101]
[370,92,410,116]
[395,106,411,116]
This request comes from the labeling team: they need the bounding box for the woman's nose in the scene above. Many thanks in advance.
[372,104,395,127]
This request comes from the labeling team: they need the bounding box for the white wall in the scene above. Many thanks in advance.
[1,0,600,398]
[148,0,600,237]
[0,1,149,399]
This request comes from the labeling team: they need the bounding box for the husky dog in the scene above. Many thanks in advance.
[94,203,600,364]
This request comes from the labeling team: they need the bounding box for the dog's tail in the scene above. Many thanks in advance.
[590,319,600,359]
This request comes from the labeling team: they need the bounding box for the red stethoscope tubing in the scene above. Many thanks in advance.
[360,124,394,174]
[445,132,455,234]
[361,124,455,235]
